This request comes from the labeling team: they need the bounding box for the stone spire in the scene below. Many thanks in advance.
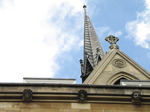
[80,5,105,82]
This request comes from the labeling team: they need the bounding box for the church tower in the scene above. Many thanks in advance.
[80,5,105,82]
[80,5,150,85]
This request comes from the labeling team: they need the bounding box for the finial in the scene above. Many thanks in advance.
[80,59,83,64]
[105,35,119,49]
[83,5,87,8]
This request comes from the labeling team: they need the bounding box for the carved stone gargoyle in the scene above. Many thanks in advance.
[78,90,87,102]
[22,89,32,102]
[132,91,142,105]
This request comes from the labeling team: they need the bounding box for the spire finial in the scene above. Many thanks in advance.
[105,35,119,49]
[83,5,87,8]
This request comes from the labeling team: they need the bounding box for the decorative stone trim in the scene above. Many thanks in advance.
[78,90,87,102]
[112,59,126,68]
[105,35,119,49]
[132,91,142,105]
[0,87,149,104]
[22,89,32,102]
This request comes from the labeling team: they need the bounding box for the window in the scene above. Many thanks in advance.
[114,78,127,85]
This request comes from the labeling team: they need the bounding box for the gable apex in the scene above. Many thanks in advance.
[83,49,150,85]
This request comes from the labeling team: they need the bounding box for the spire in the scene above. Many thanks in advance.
[80,5,105,82]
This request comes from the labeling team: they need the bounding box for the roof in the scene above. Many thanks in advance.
[80,5,105,82]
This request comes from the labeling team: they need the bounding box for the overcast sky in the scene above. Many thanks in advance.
[0,0,150,83]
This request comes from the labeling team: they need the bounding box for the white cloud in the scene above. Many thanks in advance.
[0,0,84,82]
[126,0,150,49]
[97,27,122,38]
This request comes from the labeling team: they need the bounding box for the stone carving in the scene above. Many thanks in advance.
[132,91,142,105]
[78,90,87,102]
[112,59,126,68]
[22,89,32,102]
[105,35,119,49]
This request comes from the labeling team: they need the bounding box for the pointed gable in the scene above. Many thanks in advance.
[84,36,150,85]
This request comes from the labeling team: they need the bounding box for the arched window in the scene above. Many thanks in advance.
[106,72,139,85]
[114,78,127,85]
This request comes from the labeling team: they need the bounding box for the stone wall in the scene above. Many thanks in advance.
[0,83,149,112]
[0,102,149,112]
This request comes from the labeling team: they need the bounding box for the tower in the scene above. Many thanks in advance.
[80,5,105,82]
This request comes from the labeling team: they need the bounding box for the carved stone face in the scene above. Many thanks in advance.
[132,91,141,100]
[24,91,31,99]
[79,93,85,101]
[22,89,32,102]
[78,90,87,101]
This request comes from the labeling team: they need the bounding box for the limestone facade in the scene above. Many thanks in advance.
[0,83,149,112]
[0,102,150,112]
